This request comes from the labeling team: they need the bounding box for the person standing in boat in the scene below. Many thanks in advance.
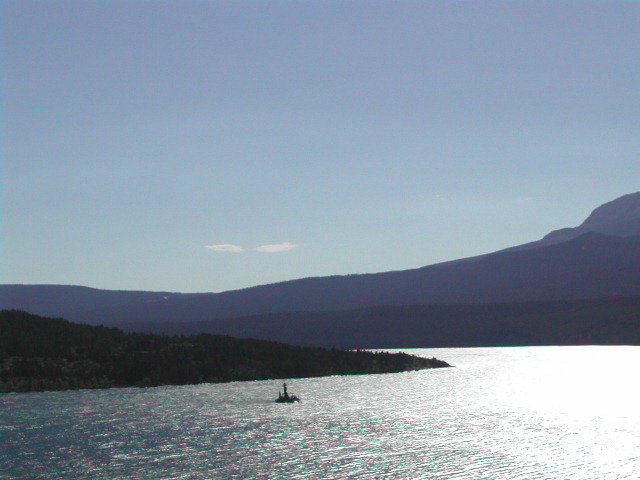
[276,381,299,402]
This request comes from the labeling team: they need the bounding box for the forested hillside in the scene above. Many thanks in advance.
[118,296,640,348]
[0,310,448,393]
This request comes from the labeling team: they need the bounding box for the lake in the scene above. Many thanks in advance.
[2,346,639,479]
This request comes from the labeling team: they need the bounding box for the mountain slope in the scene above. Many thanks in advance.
[2,192,640,327]
[0,284,205,320]
[70,232,640,324]
[120,297,640,348]
[4,231,640,327]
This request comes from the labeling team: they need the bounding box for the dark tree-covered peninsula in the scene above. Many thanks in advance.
[0,310,449,393]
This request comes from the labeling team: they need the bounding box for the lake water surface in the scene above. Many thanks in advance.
[2,346,639,479]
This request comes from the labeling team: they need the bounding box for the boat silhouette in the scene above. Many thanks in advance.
[275,382,300,403]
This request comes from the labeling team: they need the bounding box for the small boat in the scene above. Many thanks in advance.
[275,382,300,403]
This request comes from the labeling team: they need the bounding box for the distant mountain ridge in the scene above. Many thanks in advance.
[2,192,640,331]
[0,284,202,321]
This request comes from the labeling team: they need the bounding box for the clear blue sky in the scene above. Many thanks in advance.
[3,1,639,293]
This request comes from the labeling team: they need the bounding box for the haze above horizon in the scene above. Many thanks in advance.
[3,1,639,293]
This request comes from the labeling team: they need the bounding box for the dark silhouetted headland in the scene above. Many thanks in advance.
[0,310,449,393]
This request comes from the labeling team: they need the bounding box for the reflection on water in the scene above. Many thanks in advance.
[2,346,639,479]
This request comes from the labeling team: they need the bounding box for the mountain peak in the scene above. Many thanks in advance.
[541,192,640,244]
[579,192,640,236]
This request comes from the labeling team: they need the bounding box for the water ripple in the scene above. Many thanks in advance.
[2,346,639,479]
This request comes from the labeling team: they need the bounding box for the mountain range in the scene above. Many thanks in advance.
[2,192,640,347]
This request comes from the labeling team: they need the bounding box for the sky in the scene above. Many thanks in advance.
[2,0,639,293]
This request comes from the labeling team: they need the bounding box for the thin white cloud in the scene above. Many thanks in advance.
[254,242,299,253]
[204,244,244,253]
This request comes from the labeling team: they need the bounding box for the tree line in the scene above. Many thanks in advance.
[0,310,449,393]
